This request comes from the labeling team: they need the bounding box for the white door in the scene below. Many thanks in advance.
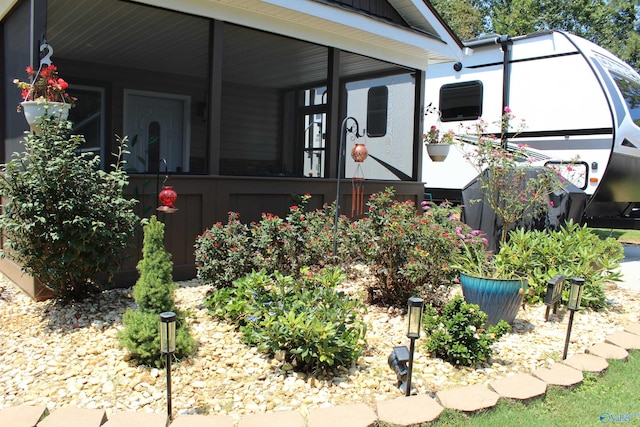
[124,92,190,173]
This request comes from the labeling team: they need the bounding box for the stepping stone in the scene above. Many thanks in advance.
[532,363,583,387]
[377,394,444,426]
[0,405,47,427]
[436,384,500,412]
[170,414,234,427]
[489,373,547,400]
[37,408,107,427]
[562,353,608,374]
[102,412,166,427]
[586,342,629,360]
[625,323,640,336]
[238,410,304,427]
[308,403,377,427]
[605,330,640,350]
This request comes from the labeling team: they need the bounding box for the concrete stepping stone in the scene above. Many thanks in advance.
[37,407,107,427]
[562,353,608,374]
[489,373,547,400]
[308,403,377,427]
[605,330,640,350]
[625,323,640,336]
[170,413,234,427]
[586,342,629,360]
[0,405,47,427]
[436,384,500,412]
[238,410,304,427]
[377,394,444,426]
[102,412,166,427]
[532,363,583,387]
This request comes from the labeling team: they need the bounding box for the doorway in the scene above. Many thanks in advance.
[123,90,191,173]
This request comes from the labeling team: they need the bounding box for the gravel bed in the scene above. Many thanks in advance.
[0,269,638,424]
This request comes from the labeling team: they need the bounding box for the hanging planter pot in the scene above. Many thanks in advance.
[426,144,451,162]
[459,273,527,325]
[21,101,71,133]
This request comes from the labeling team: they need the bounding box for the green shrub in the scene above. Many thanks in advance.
[423,296,510,366]
[205,267,367,373]
[0,117,139,301]
[119,216,196,367]
[496,221,623,309]
[359,188,468,308]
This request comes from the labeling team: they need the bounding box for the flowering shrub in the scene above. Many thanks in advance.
[422,296,510,366]
[250,194,338,275]
[195,195,338,288]
[462,107,569,244]
[13,63,75,110]
[194,212,252,289]
[205,268,367,373]
[359,188,473,309]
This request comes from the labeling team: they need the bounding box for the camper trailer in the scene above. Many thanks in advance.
[422,30,640,227]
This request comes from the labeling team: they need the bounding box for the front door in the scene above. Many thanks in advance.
[124,91,190,173]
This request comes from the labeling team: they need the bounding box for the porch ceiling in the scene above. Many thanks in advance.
[46,0,409,86]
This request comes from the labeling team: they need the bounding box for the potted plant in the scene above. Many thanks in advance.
[13,63,75,130]
[451,228,526,325]
[423,125,455,161]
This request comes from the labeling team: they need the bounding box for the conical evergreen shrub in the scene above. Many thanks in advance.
[119,216,196,366]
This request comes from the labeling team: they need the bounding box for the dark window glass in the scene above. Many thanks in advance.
[611,72,640,127]
[367,86,388,137]
[148,121,160,173]
[439,81,483,121]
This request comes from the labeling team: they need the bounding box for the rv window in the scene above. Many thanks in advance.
[611,73,640,127]
[439,81,483,122]
[367,86,388,137]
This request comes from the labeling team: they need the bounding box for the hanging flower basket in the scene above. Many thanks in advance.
[426,144,451,162]
[20,101,70,132]
[459,273,527,325]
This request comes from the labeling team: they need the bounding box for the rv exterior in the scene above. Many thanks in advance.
[422,30,640,226]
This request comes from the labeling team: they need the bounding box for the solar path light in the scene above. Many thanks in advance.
[562,278,584,360]
[160,311,176,422]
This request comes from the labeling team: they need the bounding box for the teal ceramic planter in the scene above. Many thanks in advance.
[459,273,527,325]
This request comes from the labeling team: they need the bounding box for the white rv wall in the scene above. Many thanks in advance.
[345,74,415,181]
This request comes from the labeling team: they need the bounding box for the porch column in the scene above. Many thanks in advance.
[207,19,223,175]
[412,69,426,181]
[325,47,340,179]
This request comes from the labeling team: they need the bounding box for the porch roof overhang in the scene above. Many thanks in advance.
[130,0,464,70]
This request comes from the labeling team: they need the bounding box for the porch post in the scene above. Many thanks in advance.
[326,47,340,179]
[207,19,223,175]
[412,69,426,182]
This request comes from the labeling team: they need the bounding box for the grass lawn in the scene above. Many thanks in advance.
[590,228,640,245]
[428,351,640,427]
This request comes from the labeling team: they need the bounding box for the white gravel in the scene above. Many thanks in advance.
[0,270,637,424]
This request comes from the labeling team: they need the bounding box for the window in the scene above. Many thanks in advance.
[611,72,640,127]
[439,81,483,122]
[367,86,388,137]
[68,86,105,168]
